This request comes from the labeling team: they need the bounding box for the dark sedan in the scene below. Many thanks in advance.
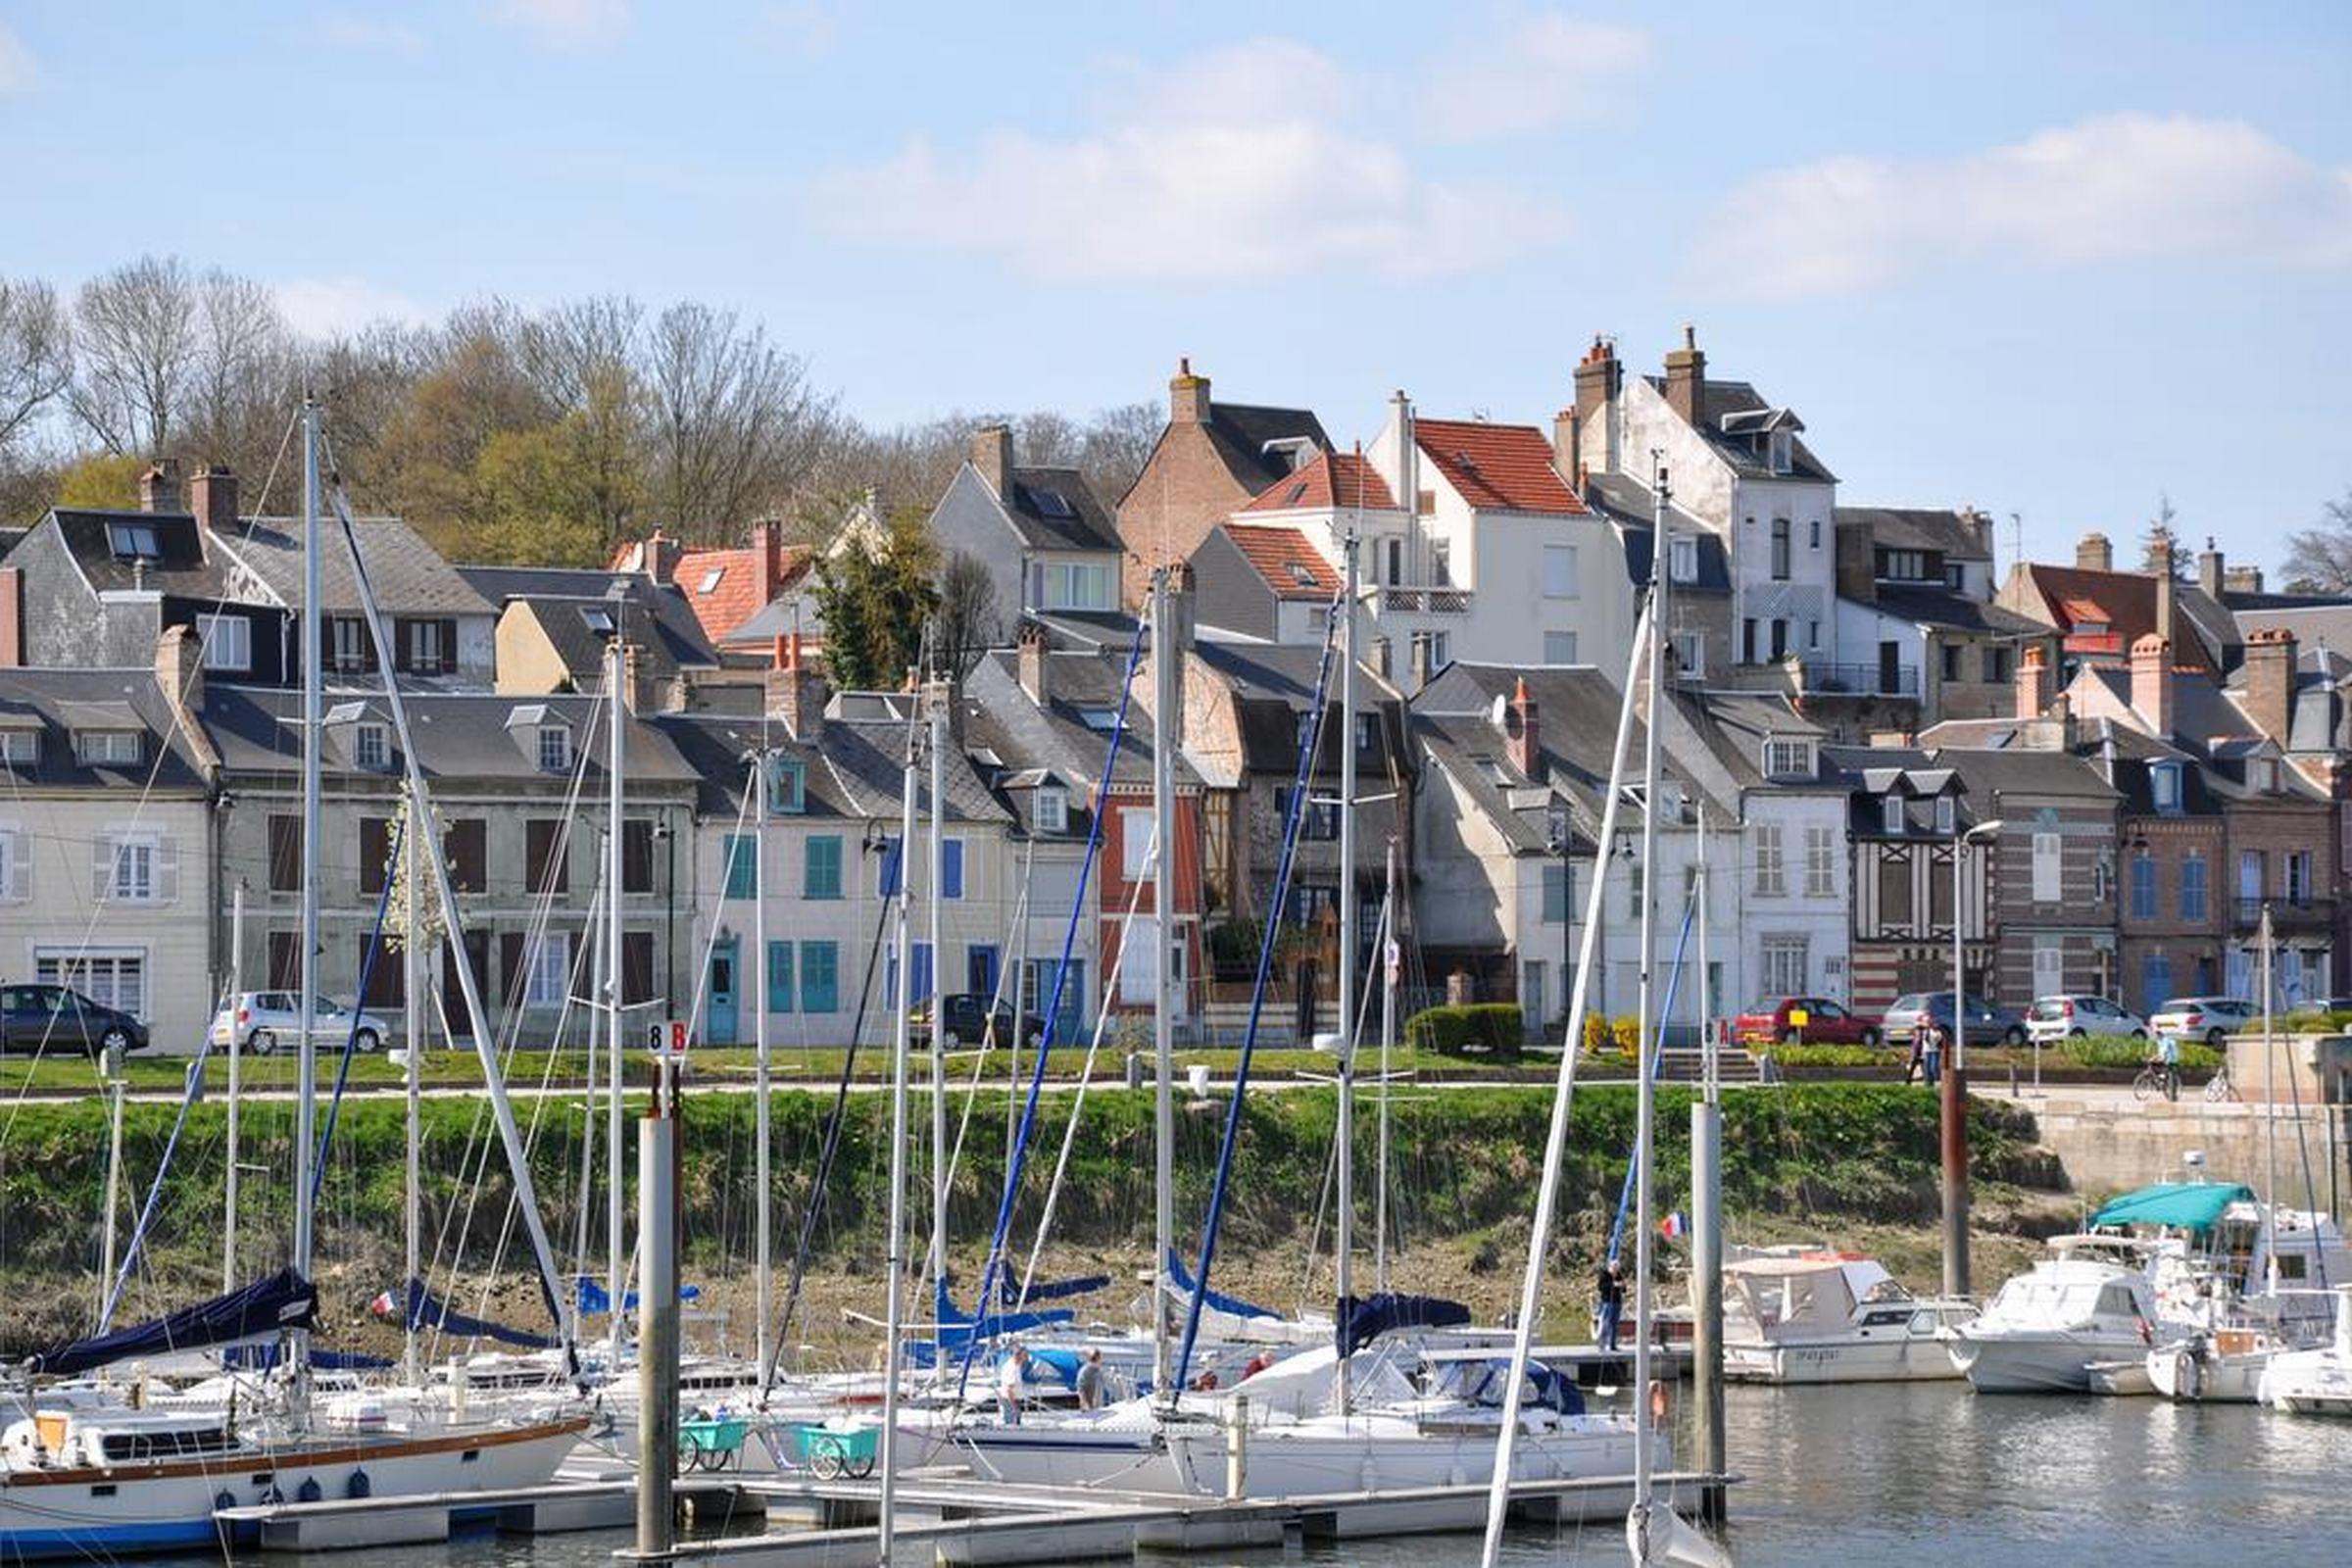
[0,983,149,1056]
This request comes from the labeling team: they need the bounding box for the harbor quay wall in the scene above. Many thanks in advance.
[2026,1092,2350,1213]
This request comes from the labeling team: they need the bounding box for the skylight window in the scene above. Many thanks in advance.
[1286,562,1318,588]
[1078,707,1119,732]
[1026,486,1076,519]
[582,607,616,635]
[698,568,724,595]
[107,522,162,562]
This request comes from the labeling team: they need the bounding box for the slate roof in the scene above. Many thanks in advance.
[1869,584,2047,635]
[1004,466,1120,553]
[47,509,233,596]
[1414,419,1587,514]
[460,565,720,678]
[198,687,700,789]
[218,515,491,616]
[2229,602,2352,655]
[1221,525,1344,602]
[1672,689,1830,792]
[959,648,1195,796]
[1644,376,1837,483]
[0,667,210,790]
[658,703,1010,826]
[1201,402,1331,494]
[1188,639,1406,778]
[1835,506,1989,560]
[1240,451,1396,514]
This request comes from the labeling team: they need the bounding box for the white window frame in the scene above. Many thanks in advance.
[329,616,370,673]
[1668,533,1698,584]
[1934,796,1956,836]
[1761,935,1808,996]
[1542,545,1579,600]
[1882,795,1906,835]
[1120,806,1154,880]
[2033,831,2063,903]
[525,933,571,1008]
[1764,739,1812,779]
[406,618,448,675]
[77,730,141,766]
[195,612,251,672]
[354,723,389,771]
[0,823,22,902]
[1043,561,1114,612]
[1034,784,1069,835]
[1805,824,1836,899]
[1753,824,1786,897]
[1544,630,1579,665]
[0,729,37,765]
[35,949,147,1021]
[537,724,571,774]
[1671,630,1704,679]
[102,834,159,904]
[2033,939,2065,999]
[2152,763,2180,810]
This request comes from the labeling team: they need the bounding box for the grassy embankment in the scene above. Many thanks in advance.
[0,1083,2065,1357]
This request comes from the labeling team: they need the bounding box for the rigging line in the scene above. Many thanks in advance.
[955,612,1152,1400]
[307,818,406,1210]
[95,1028,222,1331]
[1605,880,1700,1267]
[935,860,1036,1231]
[1174,583,1346,1393]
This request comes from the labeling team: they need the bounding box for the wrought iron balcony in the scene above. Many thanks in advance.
[1370,583,1472,615]
[1799,659,1920,699]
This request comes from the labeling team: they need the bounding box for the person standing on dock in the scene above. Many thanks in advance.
[1596,1256,1626,1351]
[1920,1016,1944,1088]
[996,1344,1029,1424]
[1076,1348,1104,1411]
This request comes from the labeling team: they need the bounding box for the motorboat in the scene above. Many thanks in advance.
[2148,1323,2292,1403]
[1944,1235,2167,1393]
[2258,1286,2352,1416]
[1718,1250,1973,1383]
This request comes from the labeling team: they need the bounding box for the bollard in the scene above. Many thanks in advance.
[1225,1394,1250,1499]
[637,1059,681,1557]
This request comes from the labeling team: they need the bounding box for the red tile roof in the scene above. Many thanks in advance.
[2026,564,2214,672]
[672,543,811,643]
[1240,451,1396,514]
[1414,419,1586,514]
[1225,524,1345,601]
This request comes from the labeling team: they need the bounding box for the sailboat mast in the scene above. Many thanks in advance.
[2263,905,2278,1292]
[1151,567,1177,1398]
[755,746,774,1377]
[1335,526,1359,1414]
[606,634,627,1373]
[292,395,322,1351]
[877,694,920,1560]
[223,882,244,1291]
[928,672,949,1336]
[1376,837,1396,1295]
[1632,455,1671,1550]
[404,796,423,1386]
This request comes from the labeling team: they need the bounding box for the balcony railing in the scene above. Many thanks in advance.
[2232,896,2334,932]
[1370,584,1472,615]
[1799,659,1920,699]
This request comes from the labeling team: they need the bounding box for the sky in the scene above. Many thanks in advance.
[4,1,2348,575]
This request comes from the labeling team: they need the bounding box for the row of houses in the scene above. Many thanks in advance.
[4,330,2349,1050]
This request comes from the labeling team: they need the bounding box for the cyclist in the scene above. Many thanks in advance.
[2149,1029,2182,1102]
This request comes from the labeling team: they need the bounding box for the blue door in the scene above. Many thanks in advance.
[707,939,739,1046]
[967,945,1000,999]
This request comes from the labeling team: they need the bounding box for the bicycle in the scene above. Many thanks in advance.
[2132,1057,2181,1102]
[2204,1060,2240,1102]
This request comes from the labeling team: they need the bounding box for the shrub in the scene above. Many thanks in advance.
[1610,1014,1642,1054]
[1766,1044,1887,1069]
[1583,1013,1611,1054]
[2055,1034,2220,1071]
[1405,1003,1524,1056]
[2280,1008,2352,1034]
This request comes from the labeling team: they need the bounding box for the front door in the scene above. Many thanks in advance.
[442,931,490,1038]
[1878,641,1901,695]
[967,945,1000,1000]
[707,939,739,1047]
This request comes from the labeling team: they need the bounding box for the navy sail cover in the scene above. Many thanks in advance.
[406,1279,557,1348]
[1337,1292,1472,1357]
[29,1266,318,1377]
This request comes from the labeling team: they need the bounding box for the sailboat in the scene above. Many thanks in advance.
[0,403,586,1560]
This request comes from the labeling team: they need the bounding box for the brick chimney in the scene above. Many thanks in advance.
[1016,622,1050,707]
[2154,546,2176,651]
[188,465,238,549]
[1663,325,1705,426]
[1564,334,1622,479]
[1163,561,1196,653]
[2131,634,2173,737]
[2242,627,2296,742]
[155,621,202,711]
[2015,642,2050,719]
[2196,538,2225,599]
[1504,675,1541,778]
[1169,357,1210,424]
[2223,565,2265,595]
[139,458,183,514]
[2076,532,2113,572]
[752,517,782,595]
[972,423,1014,502]
[767,631,827,741]
[1835,518,1876,604]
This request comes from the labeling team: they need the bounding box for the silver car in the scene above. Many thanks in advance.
[2025,995,2149,1045]
[209,991,391,1054]
[2146,996,2258,1048]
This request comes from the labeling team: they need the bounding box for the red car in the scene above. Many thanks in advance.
[1733,996,1885,1048]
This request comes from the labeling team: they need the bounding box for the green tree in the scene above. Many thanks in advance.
[808,510,937,690]
[54,451,146,510]
[467,413,627,566]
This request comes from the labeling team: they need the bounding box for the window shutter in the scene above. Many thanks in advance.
[500,932,526,1011]
[0,830,16,901]
[92,837,114,902]
[943,840,964,900]
[155,838,179,905]
[447,819,486,893]
[623,820,654,893]
[622,931,656,1006]
[360,817,390,895]
[440,619,458,673]
[270,815,302,892]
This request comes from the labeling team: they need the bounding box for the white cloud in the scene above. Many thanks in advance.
[316,14,424,55]
[492,0,627,49]
[1695,114,2352,300]
[275,277,431,337]
[0,23,37,95]
[815,39,1571,283]
[1419,16,1651,143]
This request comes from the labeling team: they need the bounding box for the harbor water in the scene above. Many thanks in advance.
[154,1379,2346,1565]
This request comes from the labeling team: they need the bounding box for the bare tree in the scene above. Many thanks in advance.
[70,255,201,455]
[2139,492,2191,580]
[644,302,835,538]
[182,269,300,480]
[520,294,644,411]
[934,551,1002,677]
[2281,487,2352,595]
[0,277,73,458]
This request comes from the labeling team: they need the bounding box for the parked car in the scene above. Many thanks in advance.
[1734,997,1884,1047]
[208,991,391,1054]
[2025,996,2149,1046]
[0,983,149,1056]
[1883,992,2030,1047]
[2147,996,2259,1049]
[909,993,1047,1050]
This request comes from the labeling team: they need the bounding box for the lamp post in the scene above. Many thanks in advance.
[1945,813,2004,1299]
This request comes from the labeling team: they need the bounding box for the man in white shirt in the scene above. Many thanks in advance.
[996,1343,1030,1425]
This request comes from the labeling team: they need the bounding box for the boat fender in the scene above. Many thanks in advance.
[214,1490,235,1513]
[2135,1316,2153,1347]
[297,1478,322,1503]
[347,1470,371,1499]
[1648,1380,1670,1421]
[2176,1349,2201,1400]
[259,1485,283,1506]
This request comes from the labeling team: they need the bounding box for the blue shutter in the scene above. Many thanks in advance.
[911,943,933,1004]
[879,836,903,898]
[766,940,794,1013]
[801,942,838,1012]
[943,840,964,901]
[723,833,757,900]
[806,835,842,899]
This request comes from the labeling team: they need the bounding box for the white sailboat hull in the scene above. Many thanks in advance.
[2148,1342,2269,1403]
[0,1417,587,1561]
[1725,1335,1960,1384]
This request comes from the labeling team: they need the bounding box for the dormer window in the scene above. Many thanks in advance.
[1763,738,1814,779]
[1882,795,1906,835]
[354,723,389,772]
[1767,430,1793,474]
[1034,784,1068,835]
[1934,795,1956,835]
[328,616,372,675]
[0,728,37,766]
[766,756,807,814]
[2151,761,2182,812]
[77,730,141,767]
[2249,758,2278,795]
[537,723,570,773]
[1669,534,1698,584]
[106,522,163,562]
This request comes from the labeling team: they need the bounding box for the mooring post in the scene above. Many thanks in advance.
[1225,1393,1250,1499]
[637,1054,681,1557]
[1690,1089,1726,1524]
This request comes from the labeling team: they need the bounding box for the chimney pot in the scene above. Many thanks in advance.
[138,459,183,514]
[1017,623,1050,707]
[2076,532,2114,573]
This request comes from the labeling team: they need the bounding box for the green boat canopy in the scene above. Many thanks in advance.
[2090,1181,2257,1233]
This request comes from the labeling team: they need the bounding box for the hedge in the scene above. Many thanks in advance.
[1404,1003,1525,1055]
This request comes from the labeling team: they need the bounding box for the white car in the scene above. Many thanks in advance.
[2146,996,2259,1048]
[2024,995,2148,1046]
[209,991,392,1054]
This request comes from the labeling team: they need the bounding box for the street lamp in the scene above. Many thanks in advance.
[1946,813,2004,1299]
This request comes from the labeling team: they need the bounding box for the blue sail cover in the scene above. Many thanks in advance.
[407,1279,557,1349]
[1166,1248,1278,1320]
[220,1343,394,1372]
[574,1276,702,1317]
[29,1267,318,1377]
[1336,1292,1472,1357]
[1003,1273,1110,1305]
[906,1278,1073,1366]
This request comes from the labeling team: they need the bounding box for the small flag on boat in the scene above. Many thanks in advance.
[367,1289,398,1319]
[1658,1211,1690,1241]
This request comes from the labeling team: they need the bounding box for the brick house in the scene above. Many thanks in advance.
[1831,507,2055,729]
[610,519,810,647]
[1115,359,1328,612]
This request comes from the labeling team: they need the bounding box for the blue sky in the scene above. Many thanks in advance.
[5,2,2348,573]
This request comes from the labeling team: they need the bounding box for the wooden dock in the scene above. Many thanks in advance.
[213,1475,757,1551]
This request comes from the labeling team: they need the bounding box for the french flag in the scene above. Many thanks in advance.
[368,1289,398,1319]
[1658,1211,1690,1241]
